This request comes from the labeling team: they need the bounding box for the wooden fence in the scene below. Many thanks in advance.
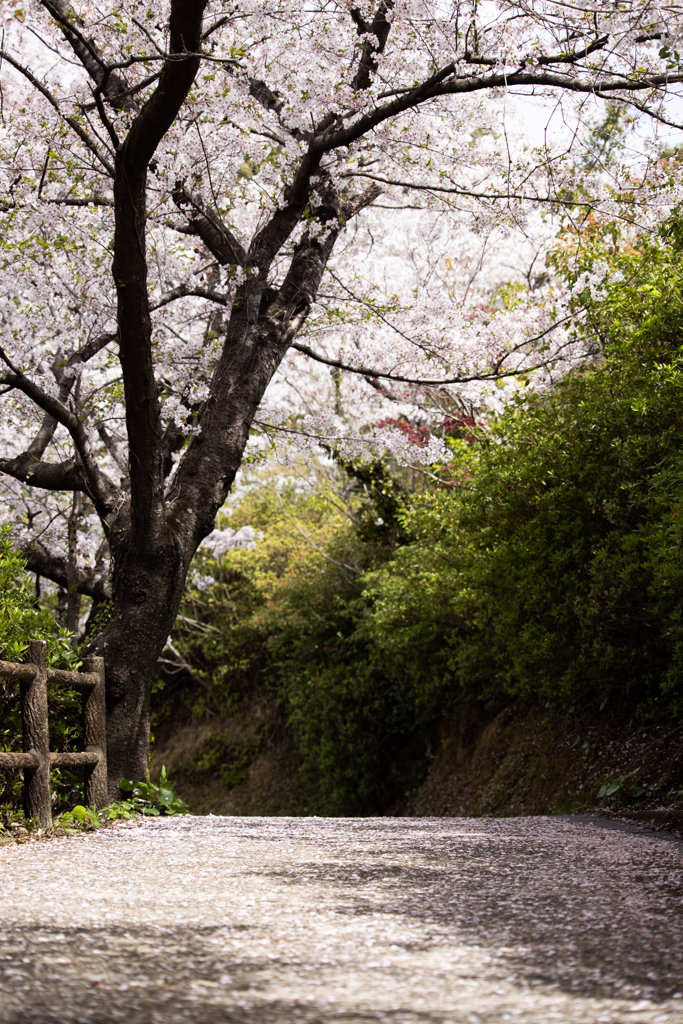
[0,640,106,828]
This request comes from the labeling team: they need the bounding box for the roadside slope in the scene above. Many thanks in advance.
[153,695,683,821]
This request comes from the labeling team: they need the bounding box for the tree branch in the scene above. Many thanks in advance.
[438,68,683,98]
[266,224,344,343]
[347,183,383,217]
[0,195,114,211]
[119,0,209,170]
[172,184,247,265]
[342,172,613,210]
[290,320,573,385]
[0,50,115,176]
[21,546,111,602]
[464,34,609,69]
[0,455,90,494]
[314,63,683,159]
[24,332,117,463]
[38,0,137,112]
[97,424,129,479]
[151,283,229,311]
[48,195,115,207]
[352,0,395,91]
[0,348,120,520]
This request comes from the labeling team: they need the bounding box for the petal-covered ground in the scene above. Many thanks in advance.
[0,816,681,1023]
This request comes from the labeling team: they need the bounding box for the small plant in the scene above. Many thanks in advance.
[118,766,188,816]
[0,809,32,841]
[99,800,137,821]
[0,776,188,843]
[56,805,101,832]
[598,767,642,799]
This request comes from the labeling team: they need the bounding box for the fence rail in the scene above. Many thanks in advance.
[0,641,106,827]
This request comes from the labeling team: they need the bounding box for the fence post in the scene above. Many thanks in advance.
[82,656,107,809]
[21,641,51,828]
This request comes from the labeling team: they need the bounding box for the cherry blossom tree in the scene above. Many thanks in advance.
[1,0,682,792]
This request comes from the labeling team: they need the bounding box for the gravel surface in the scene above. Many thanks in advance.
[0,815,682,1024]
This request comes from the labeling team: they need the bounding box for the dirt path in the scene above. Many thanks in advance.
[0,815,681,1023]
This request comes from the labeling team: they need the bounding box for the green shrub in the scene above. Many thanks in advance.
[0,525,76,665]
[367,231,683,717]
[118,767,188,816]
[160,477,424,812]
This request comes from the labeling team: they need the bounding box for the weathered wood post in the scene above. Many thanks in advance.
[82,656,107,809]
[21,641,51,828]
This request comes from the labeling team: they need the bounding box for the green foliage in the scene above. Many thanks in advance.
[0,524,76,665]
[160,478,426,812]
[118,767,188,815]
[162,227,683,810]
[0,799,162,843]
[597,768,643,800]
[368,229,683,718]
[179,734,261,790]
[58,804,101,830]
[0,527,88,813]
[0,528,107,815]
[263,554,425,811]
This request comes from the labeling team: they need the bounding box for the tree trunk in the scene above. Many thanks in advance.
[93,0,210,798]
[92,229,342,795]
[89,530,187,799]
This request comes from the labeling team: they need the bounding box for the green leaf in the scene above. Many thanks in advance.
[598,767,641,799]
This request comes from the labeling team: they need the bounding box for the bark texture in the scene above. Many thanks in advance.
[82,656,108,808]
[21,641,51,828]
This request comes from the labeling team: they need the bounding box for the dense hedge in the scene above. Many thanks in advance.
[369,234,683,719]
[161,476,414,812]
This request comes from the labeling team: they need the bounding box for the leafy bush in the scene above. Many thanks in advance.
[367,230,683,718]
[0,525,76,665]
[0,784,188,843]
[118,767,188,815]
[158,472,426,812]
